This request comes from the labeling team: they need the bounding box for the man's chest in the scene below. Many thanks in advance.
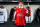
[16,9,26,13]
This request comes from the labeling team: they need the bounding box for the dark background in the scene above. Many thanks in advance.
[0,0,40,2]
[0,18,40,27]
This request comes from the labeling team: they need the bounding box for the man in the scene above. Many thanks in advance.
[13,1,28,27]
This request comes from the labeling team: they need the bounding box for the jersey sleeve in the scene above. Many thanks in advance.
[12,11,17,22]
[13,11,17,20]
[13,8,19,20]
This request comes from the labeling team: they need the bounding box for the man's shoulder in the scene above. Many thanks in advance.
[23,8,27,10]
[15,8,19,10]
[16,8,19,9]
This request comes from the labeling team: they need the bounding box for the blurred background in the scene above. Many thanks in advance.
[0,0,40,2]
[0,0,40,27]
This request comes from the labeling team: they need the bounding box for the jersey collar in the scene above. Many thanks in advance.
[19,6,23,9]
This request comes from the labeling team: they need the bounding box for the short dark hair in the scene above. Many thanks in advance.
[19,1,24,4]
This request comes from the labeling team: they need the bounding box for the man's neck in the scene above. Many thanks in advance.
[19,6,23,8]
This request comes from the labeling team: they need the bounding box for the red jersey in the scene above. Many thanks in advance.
[13,8,28,26]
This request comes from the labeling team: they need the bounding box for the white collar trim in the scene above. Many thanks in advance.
[19,6,23,8]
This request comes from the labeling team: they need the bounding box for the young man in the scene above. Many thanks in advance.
[13,1,28,27]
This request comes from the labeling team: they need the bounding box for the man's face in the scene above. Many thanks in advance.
[19,2,23,7]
